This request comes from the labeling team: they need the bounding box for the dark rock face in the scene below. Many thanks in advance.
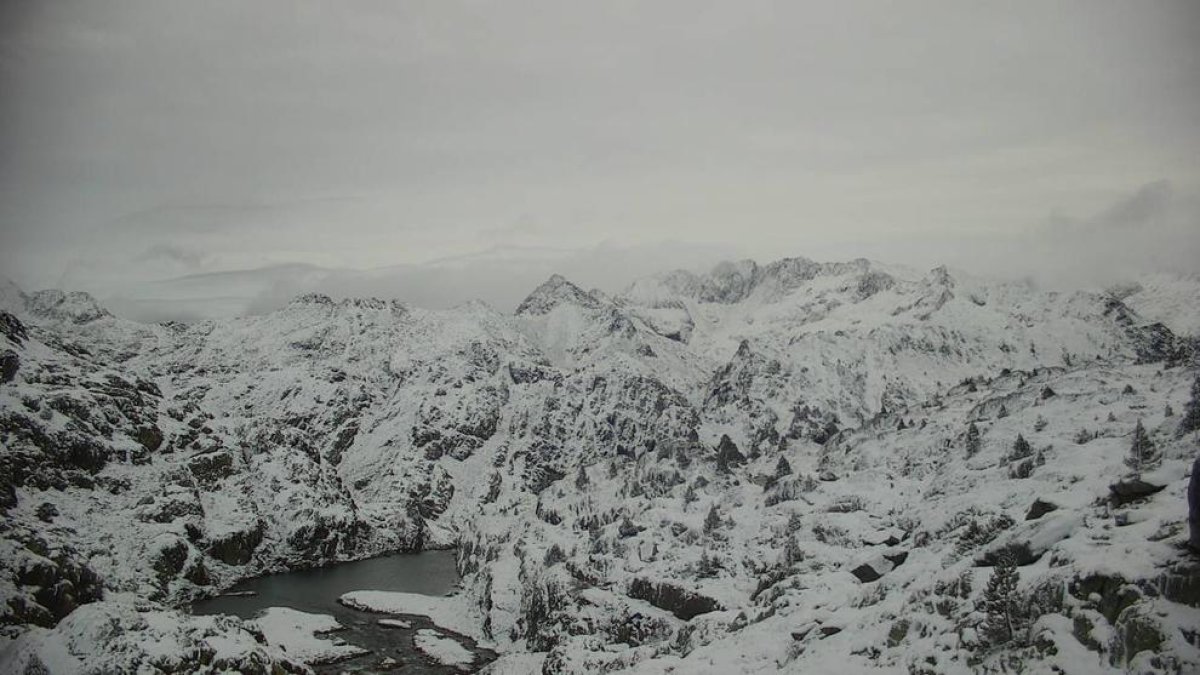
[152,538,190,584]
[3,539,105,627]
[414,468,456,520]
[626,578,721,620]
[0,311,28,344]
[133,425,164,453]
[187,450,236,486]
[1069,573,1141,625]
[0,349,18,383]
[1153,561,1200,609]
[1025,499,1059,521]
[1108,479,1166,507]
[207,522,265,566]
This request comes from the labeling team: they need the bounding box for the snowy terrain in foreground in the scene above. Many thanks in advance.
[0,256,1197,673]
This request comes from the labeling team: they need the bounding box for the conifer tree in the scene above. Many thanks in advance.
[703,504,721,534]
[1009,434,1032,462]
[981,555,1026,647]
[1126,419,1159,472]
[775,456,793,477]
[965,422,981,458]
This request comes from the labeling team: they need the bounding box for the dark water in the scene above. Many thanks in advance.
[191,550,496,674]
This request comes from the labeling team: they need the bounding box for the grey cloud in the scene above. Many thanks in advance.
[2,1,1198,301]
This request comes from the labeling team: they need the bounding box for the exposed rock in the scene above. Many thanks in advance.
[1069,573,1142,625]
[133,425,164,453]
[1108,478,1166,507]
[1109,606,1165,667]
[34,502,57,523]
[626,578,722,620]
[1153,560,1200,609]
[187,450,236,486]
[207,522,265,566]
[0,349,18,383]
[152,537,190,584]
[850,549,908,582]
[1025,498,1059,521]
[0,311,27,344]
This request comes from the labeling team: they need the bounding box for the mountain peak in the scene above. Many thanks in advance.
[515,274,604,316]
[25,289,112,324]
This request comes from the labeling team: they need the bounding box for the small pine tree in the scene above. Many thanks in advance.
[1180,374,1200,435]
[1126,419,1160,472]
[997,404,1009,419]
[965,422,981,458]
[981,555,1027,648]
[575,465,590,491]
[703,504,721,534]
[1009,434,1033,462]
[715,435,746,474]
[775,456,793,477]
[783,537,804,567]
[683,483,698,505]
[1107,411,1117,423]
[1034,415,1048,432]
[1165,404,1174,417]
[698,550,720,578]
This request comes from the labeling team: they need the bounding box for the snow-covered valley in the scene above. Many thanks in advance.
[0,256,1197,674]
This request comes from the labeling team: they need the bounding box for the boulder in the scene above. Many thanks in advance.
[1025,498,1059,521]
[850,549,909,582]
[1108,479,1165,507]
[626,578,722,620]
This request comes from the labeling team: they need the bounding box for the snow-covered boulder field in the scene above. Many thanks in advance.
[1,258,1198,673]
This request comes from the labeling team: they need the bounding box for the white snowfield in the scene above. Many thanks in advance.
[0,257,1198,673]
[339,590,486,642]
[414,628,475,669]
[250,606,367,665]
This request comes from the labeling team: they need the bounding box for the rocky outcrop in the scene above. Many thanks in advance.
[626,578,722,620]
[207,522,265,566]
[1108,478,1166,507]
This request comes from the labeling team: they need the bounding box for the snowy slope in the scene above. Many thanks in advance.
[0,258,1197,673]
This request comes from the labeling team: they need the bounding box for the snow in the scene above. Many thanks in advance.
[250,606,368,664]
[413,628,475,669]
[339,590,486,642]
[1,258,1198,674]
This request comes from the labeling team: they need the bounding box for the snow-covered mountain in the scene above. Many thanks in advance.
[0,257,1197,673]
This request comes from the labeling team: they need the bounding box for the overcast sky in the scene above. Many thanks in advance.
[1,1,1198,319]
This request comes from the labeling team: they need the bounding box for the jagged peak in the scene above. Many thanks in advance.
[515,274,604,316]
